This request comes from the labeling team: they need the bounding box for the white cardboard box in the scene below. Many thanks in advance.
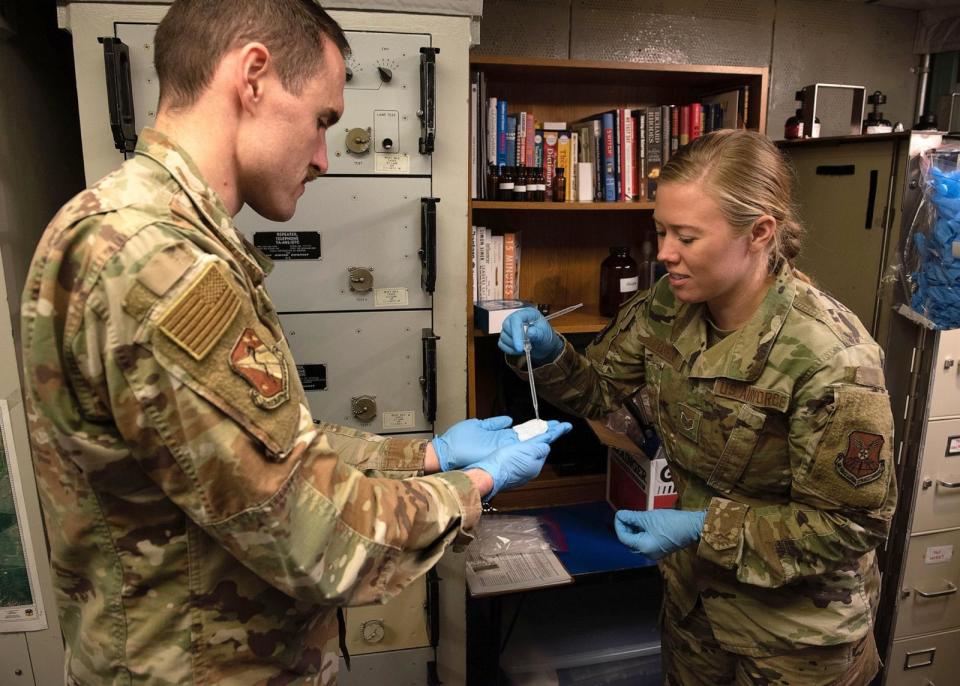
[474,299,534,334]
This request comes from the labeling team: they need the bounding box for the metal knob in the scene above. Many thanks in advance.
[377,66,393,82]
[382,137,393,151]
[351,396,377,423]
[345,127,371,154]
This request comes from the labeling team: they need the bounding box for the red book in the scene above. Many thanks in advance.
[691,104,703,141]
[631,111,640,201]
[679,104,690,146]
[670,106,680,154]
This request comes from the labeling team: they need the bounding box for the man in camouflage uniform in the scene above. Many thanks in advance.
[501,263,895,683]
[21,1,569,683]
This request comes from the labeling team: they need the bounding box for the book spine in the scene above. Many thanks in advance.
[691,104,702,141]
[645,107,663,201]
[487,97,498,166]
[623,109,634,202]
[661,104,671,163]
[505,115,517,169]
[543,129,559,192]
[525,113,535,168]
[496,100,507,166]
[592,119,602,201]
[570,131,579,201]
[470,80,478,198]
[557,131,572,201]
[637,111,646,200]
[680,104,690,147]
[670,105,680,153]
[602,112,615,202]
[503,232,517,299]
[476,226,488,301]
[517,111,526,166]
[534,128,544,168]
[471,226,478,302]
[490,235,504,300]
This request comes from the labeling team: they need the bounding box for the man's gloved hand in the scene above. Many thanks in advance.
[498,308,564,364]
[432,416,571,472]
[614,509,707,560]
[469,432,562,500]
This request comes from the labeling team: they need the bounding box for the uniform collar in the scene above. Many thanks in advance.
[135,127,272,280]
[674,262,797,382]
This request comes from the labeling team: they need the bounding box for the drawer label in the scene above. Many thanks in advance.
[382,411,416,430]
[375,288,409,307]
[924,544,953,565]
[296,364,327,391]
[253,231,321,260]
[376,153,410,174]
[947,435,960,457]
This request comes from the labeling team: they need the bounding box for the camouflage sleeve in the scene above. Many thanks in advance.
[505,292,650,419]
[697,344,897,588]
[316,422,427,478]
[86,232,479,606]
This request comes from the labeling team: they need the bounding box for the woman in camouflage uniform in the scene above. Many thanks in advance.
[499,129,895,685]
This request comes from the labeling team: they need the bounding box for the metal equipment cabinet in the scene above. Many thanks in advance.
[56,2,475,682]
[781,131,960,685]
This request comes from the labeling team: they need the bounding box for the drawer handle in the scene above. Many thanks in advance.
[915,581,958,598]
[937,478,960,489]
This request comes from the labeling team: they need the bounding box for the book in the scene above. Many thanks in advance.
[622,109,634,201]
[557,130,572,201]
[534,128,544,168]
[691,103,702,141]
[471,226,478,302]
[525,113,535,168]
[702,89,740,130]
[490,234,504,299]
[601,111,616,201]
[543,129,559,192]
[486,97,498,166]
[470,78,478,198]
[634,109,645,200]
[503,232,521,299]
[516,110,526,166]
[661,104,672,163]
[679,104,690,147]
[644,107,663,201]
[475,226,489,301]
[496,100,507,166]
[570,131,579,201]
[670,105,680,154]
[542,121,568,130]
[505,116,517,169]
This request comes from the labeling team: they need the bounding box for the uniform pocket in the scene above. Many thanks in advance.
[706,403,767,494]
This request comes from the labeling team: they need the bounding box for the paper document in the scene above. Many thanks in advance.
[0,398,47,632]
[466,549,573,597]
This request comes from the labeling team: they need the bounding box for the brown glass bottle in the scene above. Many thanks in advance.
[599,246,639,317]
[498,166,515,201]
[553,167,567,202]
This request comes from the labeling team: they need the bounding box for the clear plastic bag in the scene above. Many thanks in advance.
[902,144,960,330]
[469,515,553,558]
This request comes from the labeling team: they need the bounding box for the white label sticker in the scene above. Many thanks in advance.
[924,545,953,565]
[375,288,409,307]
[376,153,410,174]
[382,411,416,430]
[620,276,639,293]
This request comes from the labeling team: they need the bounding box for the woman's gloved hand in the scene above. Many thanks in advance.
[432,416,571,472]
[614,509,707,560]
[498,308,564,364]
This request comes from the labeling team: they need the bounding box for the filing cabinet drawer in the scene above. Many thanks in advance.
[894,529,960,639]
[886,627,960,685]
[344,579,430,656]
[237,177,432,313]
[929,329,960,420]
[912,417,960,533]
[281,311,434,433]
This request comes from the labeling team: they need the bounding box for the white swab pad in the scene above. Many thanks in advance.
[514,419,548,441]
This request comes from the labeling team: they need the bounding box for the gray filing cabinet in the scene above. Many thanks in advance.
[58,2,475,683]
[783,132,960,684]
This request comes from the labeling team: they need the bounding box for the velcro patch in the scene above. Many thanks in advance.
[847,366,885,388]
[159,262,241,361]
[137,242,196,296]
[713,379,790,412]
[638,334,681,369]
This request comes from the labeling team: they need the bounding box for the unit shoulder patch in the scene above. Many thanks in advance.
[159,262,241,361]
[229,327,290,410]
[835,430,885,487]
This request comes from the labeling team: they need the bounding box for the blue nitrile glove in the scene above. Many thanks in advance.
[469,434,556,501]
[498,308,564,364]
[614,509,707,560]
[432,417,572,472]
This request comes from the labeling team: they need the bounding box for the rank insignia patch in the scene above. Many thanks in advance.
[229,328,290,409]
[835,431,885,487]
[159,263,240,360]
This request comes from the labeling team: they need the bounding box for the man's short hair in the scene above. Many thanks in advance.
[155,0,350,109]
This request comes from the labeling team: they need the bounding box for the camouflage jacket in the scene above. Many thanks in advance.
[21,128,480,685]
[514,264,896,656]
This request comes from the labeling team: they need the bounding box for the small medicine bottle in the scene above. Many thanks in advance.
[553,167,566,202]
[534,168,546,201]
[486,164,500,199]
[599,246,639,317]
[513,167,528,202]
[498,166,515,201]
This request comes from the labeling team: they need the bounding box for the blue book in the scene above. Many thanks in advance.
[496,100,508,166]
[601,111,616,202]
[505,115,517,169]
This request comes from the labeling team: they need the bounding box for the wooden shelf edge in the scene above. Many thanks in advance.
[469,54,768,77]
[471,200,655,211]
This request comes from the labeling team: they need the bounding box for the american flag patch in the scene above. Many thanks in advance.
[159,263,241,360]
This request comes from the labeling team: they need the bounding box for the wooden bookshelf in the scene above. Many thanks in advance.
[471,200,655,211]
[467,56,769,508]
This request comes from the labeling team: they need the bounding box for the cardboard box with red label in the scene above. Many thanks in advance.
[586,417,677,512]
